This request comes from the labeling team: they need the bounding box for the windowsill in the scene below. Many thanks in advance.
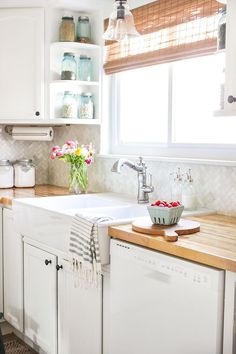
[97,154,236,167]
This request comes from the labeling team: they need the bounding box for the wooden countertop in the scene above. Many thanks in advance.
[109,214,236,272]
[0,184,72,206]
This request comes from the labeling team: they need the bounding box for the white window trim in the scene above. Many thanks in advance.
[105,63,236,161]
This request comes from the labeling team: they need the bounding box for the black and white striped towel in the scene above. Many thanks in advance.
[69,214,113,288]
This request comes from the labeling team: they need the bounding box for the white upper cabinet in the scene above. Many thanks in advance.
[0,8,44,120]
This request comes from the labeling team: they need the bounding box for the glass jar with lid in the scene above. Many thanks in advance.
[61,52,77,80]
[59,16,75,42]
[14,159,35,188]
[62,91,77,118]
[78,55,93,81]
[76,16,91,43]
[217,7,226,50]
[79,93,94,119]
[0,160,13,188]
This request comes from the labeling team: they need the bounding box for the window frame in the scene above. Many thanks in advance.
[108,59,236,161]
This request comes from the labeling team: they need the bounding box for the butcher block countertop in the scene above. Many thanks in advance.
[108,214,236,272]
[0,184,71,206]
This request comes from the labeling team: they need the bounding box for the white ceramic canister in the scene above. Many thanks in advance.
[0,160,14,188]
[14,159,35,188]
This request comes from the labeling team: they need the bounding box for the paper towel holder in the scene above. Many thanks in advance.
[5,125,55,141]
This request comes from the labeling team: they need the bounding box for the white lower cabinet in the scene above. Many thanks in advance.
[223,271,236,354]
[24,243,57,354]
[0,208,2,316]
[23,242,102,354]
[58,258,102,354]
[3,208,23,332]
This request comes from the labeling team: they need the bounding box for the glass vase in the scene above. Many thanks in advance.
[69,163,88,194]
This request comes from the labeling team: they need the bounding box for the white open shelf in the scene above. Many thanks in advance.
[51,80,99,86]
[50,40,101,121]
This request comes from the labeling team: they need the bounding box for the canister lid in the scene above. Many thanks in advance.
[14,159,34,166]
[63,52,75,57]
[0,159,11,166]
[78,16,89,21]
[81,92,93,97]
[62,16,74,20]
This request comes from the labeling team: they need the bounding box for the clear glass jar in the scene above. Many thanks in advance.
[61,52,77,80]
[0,160,13,188]
[59,16,75,42]
[14,159,35,188]
[78,55,92,81]
[217,7,226,50]
[62,91,77,118]
[76,16,91,43]
[79,93,94,119]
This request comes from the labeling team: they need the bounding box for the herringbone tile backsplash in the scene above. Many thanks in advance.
[0,129,49,184]
[3,125,236,216]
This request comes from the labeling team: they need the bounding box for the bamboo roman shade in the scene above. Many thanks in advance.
[103,0,223,74]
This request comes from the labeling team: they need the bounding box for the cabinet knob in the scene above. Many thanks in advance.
[56,264,63,271]
[227,95,236,104]
[45,259,52,266]
[35,111,40,116]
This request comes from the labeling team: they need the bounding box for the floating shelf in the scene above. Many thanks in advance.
[51,42,100,51]
[51,80,99,87]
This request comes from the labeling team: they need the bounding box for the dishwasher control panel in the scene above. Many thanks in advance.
[111,240,224,290]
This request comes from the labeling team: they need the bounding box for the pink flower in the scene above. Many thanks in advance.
[56,151,64,157]
[50,152,56,160]
[85,158,92,165]
[51,145,60,152]
[66,140,76,148]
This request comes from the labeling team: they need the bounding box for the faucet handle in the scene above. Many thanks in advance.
[138,156,144,164]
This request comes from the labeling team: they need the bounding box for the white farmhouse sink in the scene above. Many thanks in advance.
[13,193,149,264]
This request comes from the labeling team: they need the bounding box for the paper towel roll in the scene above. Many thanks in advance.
[12,126,54,141]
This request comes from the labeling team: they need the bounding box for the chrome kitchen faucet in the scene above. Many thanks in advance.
[111,157,154,204]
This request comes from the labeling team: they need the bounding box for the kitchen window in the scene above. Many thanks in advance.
[104,0,236,159]
[109,52,236,158]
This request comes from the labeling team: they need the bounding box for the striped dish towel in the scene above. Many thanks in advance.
[69,214,113,288]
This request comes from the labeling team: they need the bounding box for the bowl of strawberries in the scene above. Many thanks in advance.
[147,200,184,225]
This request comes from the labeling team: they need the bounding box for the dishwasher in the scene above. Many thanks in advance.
[110,239,224,354]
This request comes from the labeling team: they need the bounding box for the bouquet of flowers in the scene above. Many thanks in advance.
[50,140,95,194]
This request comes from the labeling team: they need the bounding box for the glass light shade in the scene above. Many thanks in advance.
[103,1,140,42]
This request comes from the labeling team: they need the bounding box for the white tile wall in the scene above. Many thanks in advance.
[3,124,236,216]
[0,129,49,184]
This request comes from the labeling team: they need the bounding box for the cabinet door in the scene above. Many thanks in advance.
[0,8,44,120]
[224,0,236,113]
[3,208,23,332]
[0,208,2,316]
[58,258,102,354]
[24,243,57,354]
[223,271,236,354]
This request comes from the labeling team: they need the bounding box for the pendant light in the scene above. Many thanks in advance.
[103,0,140,42]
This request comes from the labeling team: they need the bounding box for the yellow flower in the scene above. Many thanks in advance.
[75,148,82,156]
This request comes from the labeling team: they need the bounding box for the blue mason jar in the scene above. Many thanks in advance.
[78,55,93,81]
[79,93,94,119]
[61,52,77,80]
[76,16,91,43]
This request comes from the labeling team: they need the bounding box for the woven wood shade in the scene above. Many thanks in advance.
[104,0,223,74]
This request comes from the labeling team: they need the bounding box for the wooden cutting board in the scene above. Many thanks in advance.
[132,218,200,242]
